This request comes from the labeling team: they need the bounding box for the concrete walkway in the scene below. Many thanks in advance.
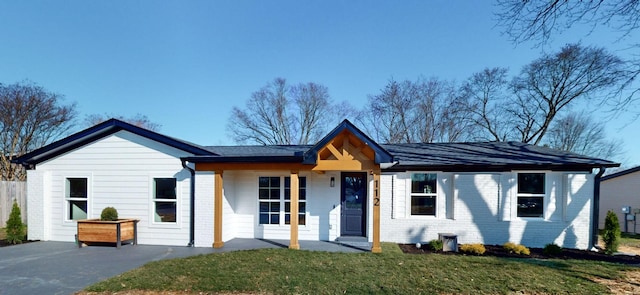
[0,239,370,295]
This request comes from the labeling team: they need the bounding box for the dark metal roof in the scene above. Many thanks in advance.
[12,119,216,167]
[13,118,620,172]
[186,145,310,163]
[601,165,640,181]
[185,141,618,171]
[382,141,619,172]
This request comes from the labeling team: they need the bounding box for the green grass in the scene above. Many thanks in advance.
[620,232,640,248]
[86,243,631,295]
[0,228,5,240]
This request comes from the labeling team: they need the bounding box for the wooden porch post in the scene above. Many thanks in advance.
[289,171,300,249]
[372,170,382,253]
[213,170,224,248]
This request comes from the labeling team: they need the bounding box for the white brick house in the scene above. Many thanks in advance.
[13,119,618,251]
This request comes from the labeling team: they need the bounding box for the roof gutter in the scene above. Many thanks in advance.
[591,166,607,251]
[181,159,196,247]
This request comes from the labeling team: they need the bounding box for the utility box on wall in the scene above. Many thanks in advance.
[622,206,631,214]
[438,233,458,252]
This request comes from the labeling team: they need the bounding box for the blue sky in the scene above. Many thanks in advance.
[1,1,638,167]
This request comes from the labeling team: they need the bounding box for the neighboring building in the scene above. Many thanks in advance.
[599,166,640,234]
[13,119,618,251]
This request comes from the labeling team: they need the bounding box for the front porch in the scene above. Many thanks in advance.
[185,120,394,252]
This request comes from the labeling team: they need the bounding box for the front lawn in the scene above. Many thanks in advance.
[621,232,640,248]
[85,243,633,294]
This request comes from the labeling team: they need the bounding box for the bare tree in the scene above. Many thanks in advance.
[496,0,640,113]
[361,77,470,144]
[84,113,161,131]
[228,78,340,145]
[546,112,624,160]
[508,44,628,145]
[496,0,640,45]
[361,79,413,143]
[0,82,76,180]
[459,67,511,141]
[290,82,331,145]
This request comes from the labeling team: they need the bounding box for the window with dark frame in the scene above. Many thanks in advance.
[285,176,306,225]
[259,176,307,225]
[154,178,177,223]
[66,178,88,220]
[259,177,280,224]
[517,173,545,218]
[410,173,437,216]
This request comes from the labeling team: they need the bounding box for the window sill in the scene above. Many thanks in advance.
[149,221,181,229]
[515,217,548,222]
[259,224,311,230]
[407,214,438,219]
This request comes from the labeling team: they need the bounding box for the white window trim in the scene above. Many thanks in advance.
[406,171,441,218]
[257,174,309,228]
[514,171,549,221]
[63,173,92,225]
[149,176,181,229]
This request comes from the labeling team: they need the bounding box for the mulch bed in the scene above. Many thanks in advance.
[399,244,640,265]
[0,239,37,247]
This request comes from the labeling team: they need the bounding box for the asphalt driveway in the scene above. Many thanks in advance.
[0,242,220,295]
[0,239,368,295]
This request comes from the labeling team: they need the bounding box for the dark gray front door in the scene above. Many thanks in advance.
[341,172,367,236]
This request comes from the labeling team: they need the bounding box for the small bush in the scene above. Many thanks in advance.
[543,243,563,256]
[602,210,621,255]
[5,201,26,244]
[427,239,443,251]
[100,207,119,221]
[459,243,486,255]
[504,242,530,256]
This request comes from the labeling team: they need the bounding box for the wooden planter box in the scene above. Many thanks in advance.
[76,219,139,248]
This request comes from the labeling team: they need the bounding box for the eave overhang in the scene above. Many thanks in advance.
[383,162,620,173]
[12,118,216,168]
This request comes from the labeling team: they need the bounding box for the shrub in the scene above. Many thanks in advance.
[427,239,443,251]
[100,207,119,221]
[459,243,485,255]
[602,210,621,255]
[503,242,530,256]
[5,201,26,244]
[543,243,563,256]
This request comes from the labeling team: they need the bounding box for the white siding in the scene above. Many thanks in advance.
[194,171,214,247]
[380,171,595,249]
[600,170,640,233]
[26,170,49,241]
[34,131,193,246]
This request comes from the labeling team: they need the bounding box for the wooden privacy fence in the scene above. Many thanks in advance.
[0,181,27,227]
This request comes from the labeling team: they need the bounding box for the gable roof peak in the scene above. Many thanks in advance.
[13,118,215,167]
[302,119,393,164]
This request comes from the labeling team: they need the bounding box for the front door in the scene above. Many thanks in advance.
[341,172,367,236]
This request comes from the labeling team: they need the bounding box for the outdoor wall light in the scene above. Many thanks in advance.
[330,177,335,187]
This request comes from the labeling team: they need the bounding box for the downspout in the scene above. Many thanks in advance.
[591,166,606,251]
[182,159,196,247]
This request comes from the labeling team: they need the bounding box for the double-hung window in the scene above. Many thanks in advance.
[259,177,281,225]
[259,176,307,225]
[153,178,177,223]
[410,173,437,216]
[66,178,88,220]
[517,173,545,218]
[285,176,306,225]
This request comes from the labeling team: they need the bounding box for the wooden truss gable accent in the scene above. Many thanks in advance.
[312,130,377,172]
